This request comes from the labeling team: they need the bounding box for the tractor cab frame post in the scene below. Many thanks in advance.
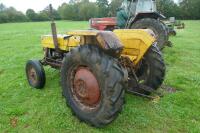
[125,0,166,28]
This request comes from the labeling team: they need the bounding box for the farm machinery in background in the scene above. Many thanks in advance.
[164,17,185,36]
[25,4,165,127]
[90,0,185,50]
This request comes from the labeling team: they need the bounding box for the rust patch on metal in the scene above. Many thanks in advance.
[28,67,37,85]
[73,67,101,107]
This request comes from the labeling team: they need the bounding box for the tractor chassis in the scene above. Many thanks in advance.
[40,48,64,69]
[120,56,163,99]
[39,48,162,100]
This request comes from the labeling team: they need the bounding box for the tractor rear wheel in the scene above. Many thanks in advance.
[129,44,165,94]
[61,45,126,127]
[131,18,168,50]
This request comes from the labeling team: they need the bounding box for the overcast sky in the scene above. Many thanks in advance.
[0,0,178,13]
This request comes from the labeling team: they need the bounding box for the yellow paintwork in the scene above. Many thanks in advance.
[113,29,155,64]
[41,29,155,65]
[41,34,80,51]
[67,30,99,36]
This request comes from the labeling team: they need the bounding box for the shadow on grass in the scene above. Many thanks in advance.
[0,69,5,75]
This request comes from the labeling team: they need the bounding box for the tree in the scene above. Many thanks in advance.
[0,4,27,23]
[58,3,78,20]
[179,0,200,19]
[79,1,98,20]
[157,0,180,18]
[0,3,6,12]
[0,12,8,23]
[96,0,109,17]
[26,9,38,21]
[41,6,61,20]
[4,7,27,22]
[37,11,49,21]
[0,3,8,23]
[58,1,99,21]
[69,0,80,4]
[109,0,123,16]
[1,0,200,23]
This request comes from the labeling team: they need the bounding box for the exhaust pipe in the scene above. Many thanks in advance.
[49,4,60,52]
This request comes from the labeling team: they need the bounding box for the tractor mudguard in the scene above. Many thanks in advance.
[113,29,156,65]
[42,30,124,57]
[68,30,124,57]
[127,12,166,28]
[96,31,124,57]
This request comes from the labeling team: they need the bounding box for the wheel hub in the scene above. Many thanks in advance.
[28,67,37,85]
[73,67,101,107]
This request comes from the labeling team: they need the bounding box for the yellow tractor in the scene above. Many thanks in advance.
[25,5,165,127]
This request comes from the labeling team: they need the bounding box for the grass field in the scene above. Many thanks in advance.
[0,20,200,133]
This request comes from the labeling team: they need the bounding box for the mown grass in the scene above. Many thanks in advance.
[0,20,200,133]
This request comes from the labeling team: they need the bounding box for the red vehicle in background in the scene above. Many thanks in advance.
[89,17,117,31]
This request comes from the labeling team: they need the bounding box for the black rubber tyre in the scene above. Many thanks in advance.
[169,30,177,36]
[137,44,165,90]
[129,44,165,94]
[131,18,169,50]
[161,21,170,37]
[26,60,46,89]
[61,45,127,127]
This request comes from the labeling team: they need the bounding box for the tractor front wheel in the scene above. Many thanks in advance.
[129,44,165,94]
[26,60,46,89]
[61,45,126,127]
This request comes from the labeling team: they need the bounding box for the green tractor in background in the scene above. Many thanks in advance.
[90,0,172,50]
[117,0,172,49]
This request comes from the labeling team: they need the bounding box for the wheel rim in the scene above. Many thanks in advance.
[28,67,38,85]
[70,66,101,111]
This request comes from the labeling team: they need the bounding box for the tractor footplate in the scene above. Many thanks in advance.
[127,85,163,100]
[127,89,155,99]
